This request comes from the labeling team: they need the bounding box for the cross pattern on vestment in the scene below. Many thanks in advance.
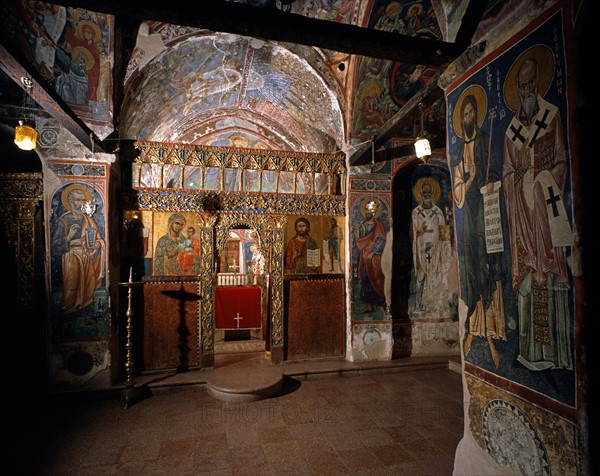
[546,185,562,217]
[509,123,527,145]
[426,248,432,264]
[529,109,550,147]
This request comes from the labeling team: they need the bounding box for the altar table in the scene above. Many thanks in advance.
[215,286,262,330]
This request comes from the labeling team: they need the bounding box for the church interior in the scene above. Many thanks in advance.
[0,0,595,474]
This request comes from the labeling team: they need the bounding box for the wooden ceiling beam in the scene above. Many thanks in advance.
[454,0,488,50]
[349,69,444,166]
[47,0,465,66]
[0,33,105,153]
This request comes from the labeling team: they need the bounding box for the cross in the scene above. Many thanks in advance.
[528,109,550,147]
[546,185,561,217]
[509,123,527,146]
[233,312,244,328]
[529,109,550,147]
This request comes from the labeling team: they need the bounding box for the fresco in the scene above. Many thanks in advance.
[121,34,343,152]
[292,0,355,23]
[2,2,113,124]
[351,0,441,138]
[350,194,391,321]
[408,165,455,314]
[207,132,274,150]
[352,56,396,137]
[369,0,438,36]
[447,8,577,406]
[49,180,108,342]
[218,228,259,275]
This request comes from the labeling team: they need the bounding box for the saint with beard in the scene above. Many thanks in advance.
[453,87,506,368]
[285,217,319,274]
[412,178,446,310]
[51,185,105,315]
[502,48,573,371]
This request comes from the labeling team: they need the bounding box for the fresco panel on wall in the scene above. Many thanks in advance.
[447,7,577,407]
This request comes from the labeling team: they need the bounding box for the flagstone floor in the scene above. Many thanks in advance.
[17,353,464,475]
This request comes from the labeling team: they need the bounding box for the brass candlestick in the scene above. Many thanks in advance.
[120,267,142,409]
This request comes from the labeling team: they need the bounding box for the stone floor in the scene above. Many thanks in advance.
[17,352,464,475]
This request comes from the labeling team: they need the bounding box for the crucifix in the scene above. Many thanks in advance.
[233,312,244,328]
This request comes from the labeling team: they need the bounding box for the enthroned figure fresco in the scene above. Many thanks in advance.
[50,182,108,341]
[7,2,113,121]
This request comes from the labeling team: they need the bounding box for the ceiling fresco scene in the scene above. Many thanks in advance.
[120,30,346,152]
[0,0,495,161]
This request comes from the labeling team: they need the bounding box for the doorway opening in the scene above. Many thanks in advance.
[214,227,268,363]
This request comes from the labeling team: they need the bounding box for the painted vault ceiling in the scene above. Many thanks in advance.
[120,29,346,153]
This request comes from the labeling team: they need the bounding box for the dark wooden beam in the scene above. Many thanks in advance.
[111,16,141,136]
[454,0,488,50]
[48,0,464,66]
[0,34,105,153]
[349,68,444,166]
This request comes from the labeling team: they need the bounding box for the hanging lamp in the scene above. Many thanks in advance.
[14,77,38,151]
[414,102,431,161]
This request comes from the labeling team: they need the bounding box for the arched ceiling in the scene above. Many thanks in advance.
[120,29,346,153]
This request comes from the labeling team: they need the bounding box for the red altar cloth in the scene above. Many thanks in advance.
[215,286,262,330]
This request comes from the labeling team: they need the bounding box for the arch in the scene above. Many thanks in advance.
[120,33,346,153]
[205,211,286,364]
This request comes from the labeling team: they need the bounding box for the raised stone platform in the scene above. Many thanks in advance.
[131,353,460,404]
[205,365,283,402]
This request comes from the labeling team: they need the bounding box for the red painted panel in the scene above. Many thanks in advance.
[215,286,261,330]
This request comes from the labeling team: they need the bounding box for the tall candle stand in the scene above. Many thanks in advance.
[120,267,142,408]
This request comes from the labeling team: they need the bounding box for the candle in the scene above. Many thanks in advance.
[129,266,133,282]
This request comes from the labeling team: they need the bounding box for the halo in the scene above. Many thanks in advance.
[294,216,311,232]
[77,19,101,43]
[453,84,487,139]
[229,133,249,148]
[413,176,441,205]
[385,2,402,16]
[360,197,382,218]
[168,212,187,226]
[503,44,555,112]
[72,46,95,70]
[363,81,382,98]
[407,3,424,17]
[61,183,92,210]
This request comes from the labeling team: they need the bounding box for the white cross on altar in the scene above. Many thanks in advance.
[233,312,244,328]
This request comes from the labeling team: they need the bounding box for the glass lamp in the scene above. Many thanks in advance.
[414,137,431,159]
[15,77,38,151]
[14,120,38,150]
[414,101,431,160]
